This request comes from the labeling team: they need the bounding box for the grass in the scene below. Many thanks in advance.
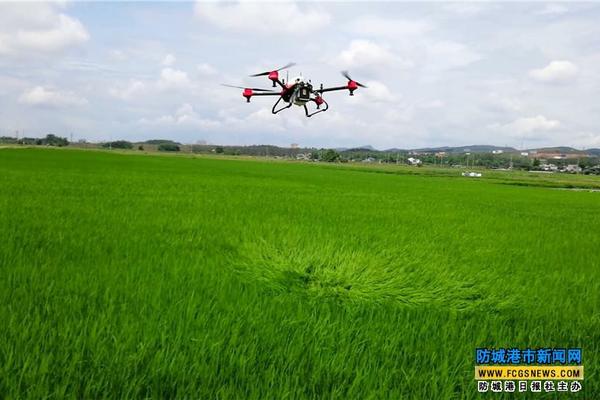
[1,147,599,398]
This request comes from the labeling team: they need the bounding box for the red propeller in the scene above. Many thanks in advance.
[251,62,296,87]
[341,71,367,88]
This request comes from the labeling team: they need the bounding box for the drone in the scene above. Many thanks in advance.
[223,63,367,117]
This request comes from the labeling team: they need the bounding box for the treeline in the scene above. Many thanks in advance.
[0,134,68,147]
[101,140,180,152]
[3,136,599,172]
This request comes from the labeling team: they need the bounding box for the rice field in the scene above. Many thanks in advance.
[1,147,598,398]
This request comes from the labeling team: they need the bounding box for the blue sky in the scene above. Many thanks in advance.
[1,1,599,149]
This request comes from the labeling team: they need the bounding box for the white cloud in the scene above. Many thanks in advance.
[109,49,127,61]
[109,80,146,100]
[19,86,88,107]
[539,4,569,15]
[157,68,190,90]
[162,54,176,66]
[344,17,480,73]
[425,40,481,70]
[335,40,411,69]
[529,60,578,83]
[491,115,561,137]
[363,81,396,102]
[194,1,330,34]
[487,92,522,112]
[572,132,600,148]
[349,16,432,37]
[420,99,445,109]
[343,81,396,104]
[442,3,488,17]
[139,103,220,129]
[197,63,218,75]
[0,3,88,56]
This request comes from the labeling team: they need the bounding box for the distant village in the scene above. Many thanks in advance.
[2,134,600,175]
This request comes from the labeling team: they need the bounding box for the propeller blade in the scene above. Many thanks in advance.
[221,84,277,92]
[221,84,244,89]
[250,62,296,77]
[341,71,368,88]
[278,62,296,71]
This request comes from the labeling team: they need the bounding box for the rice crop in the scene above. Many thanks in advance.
[1,148,598,398]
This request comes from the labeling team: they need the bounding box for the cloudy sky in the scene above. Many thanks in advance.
[1,1,599,149]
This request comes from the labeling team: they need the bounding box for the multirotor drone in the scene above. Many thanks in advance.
[223,63,367,117]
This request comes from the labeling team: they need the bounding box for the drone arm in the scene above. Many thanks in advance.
[274,79,286,89]
[251,92,282,96]
[244,92,281,103]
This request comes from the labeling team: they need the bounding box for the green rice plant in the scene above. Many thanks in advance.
[0,148,598,398]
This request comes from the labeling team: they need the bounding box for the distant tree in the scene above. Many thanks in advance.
[138,145,144,151]
[144,139,180,146]
[102,140,133,150]
[215,146,224,154]
[0,136,17,144]
[15,137,39,145]
[42,134,68,147]
[579,160,589,169]
[322,149,340,162]
[158,143,180,152]
[532,158,540,167]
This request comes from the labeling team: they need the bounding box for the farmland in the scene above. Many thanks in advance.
[1,147,599,398]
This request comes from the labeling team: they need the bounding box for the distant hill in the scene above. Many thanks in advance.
[409,145,517,154]
[586,148,600,156]
[76,138,600,158]
[337,144,599,155]
[527,146,587,154]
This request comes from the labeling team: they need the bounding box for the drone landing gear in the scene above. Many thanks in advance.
[272,96,293,114]
[304,98,329,117]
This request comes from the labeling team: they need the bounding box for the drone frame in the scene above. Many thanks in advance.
[224,64,364,118]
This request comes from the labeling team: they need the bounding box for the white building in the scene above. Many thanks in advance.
[540,163,558,172]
